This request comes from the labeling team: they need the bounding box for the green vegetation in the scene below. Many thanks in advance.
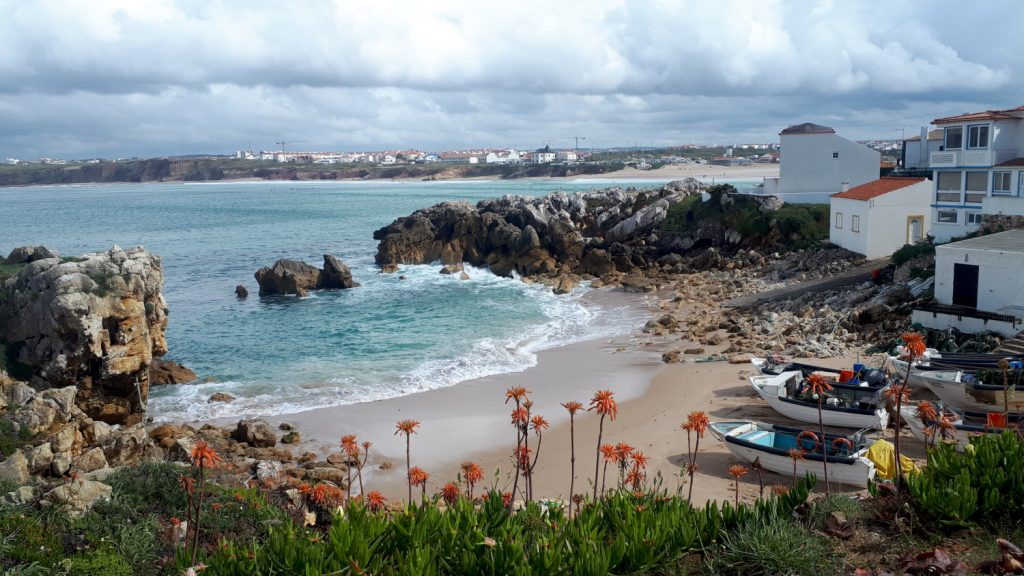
[906,431,1024,527]
[0,340,33,382]
[704,515,829,576]
[0,415,32,457]
[0,262,26,305]
[661,185,829,249]
[891,241,936,267]
[85,271,120,297]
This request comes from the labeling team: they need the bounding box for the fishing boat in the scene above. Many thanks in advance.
[922,370,1024,412]
[749,370,890,429]
[899,404,1024,451]
[752,356,891,386]
[888,348,1022,389]
[709,420,876,487]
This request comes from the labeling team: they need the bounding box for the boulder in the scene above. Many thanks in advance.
[440,263,464,275]
[51,452,72,476]
[150,358,197,385]
[3,485,36,505]
[232,419,277,448]
[44,480,112,515]
[661,351,682,364]
[235,284,248,298]
[281,431,301,444]
[256,460,282,485]
[0,450,30,484]
[208,392,236,403]
[380,264,399,274]
[72,447,108,473]
[5,245,59,265]
[306,467,347,483]
[459,271,470,281]
[254,259,322,296]
[25,443,54,474]
[320,255,360,289]
[552,275,576,295]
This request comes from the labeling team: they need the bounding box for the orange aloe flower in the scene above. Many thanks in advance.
[514,446,533,472]
[408,466,429,487]
[787,448,805,462]
[631,450,649,470]
[179,474,195,495]
[916,400,939,423]
[530,415,549,433]
[366,490,386,512]
[589,389,618,420]
[190,440,221,469]
[340,434,357,450]
[395,419,421,436]
[511,407,529,426]
[441,482,460,506]
[562,400,583,415]
[884,383,911,404]
[600,443,618,463]
[686,411,710,437]
[505,386,530,404]
[901,331,927,358]
[461,461,484,485]
[728,464,749,478]
[805,373,833,396]
[626,469,643,489]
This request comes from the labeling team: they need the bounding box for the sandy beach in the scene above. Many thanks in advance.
[233,279,880,508]
[576,162,778,182]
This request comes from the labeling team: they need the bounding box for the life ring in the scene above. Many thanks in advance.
[831,437,854,455]
[796,430,820,453]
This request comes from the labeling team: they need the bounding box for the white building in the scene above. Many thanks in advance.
[485,150,522,164]
[556,150,578,162]
[829,177,931,259]
[761,123,880,203]
[533,145,556,164]
[901,128,943,170]
[928,105,1024,242]
[911,229,1024,337]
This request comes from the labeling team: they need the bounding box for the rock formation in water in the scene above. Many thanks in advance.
[254,255,360,296]
[0,245,169,425]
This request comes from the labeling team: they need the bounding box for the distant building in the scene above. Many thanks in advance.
[927,105,1024,241]
[556,150,578,162]
[439,152,480,164]
[485,150,522,164]
[533,145,556,164]
[901,128,943,170]
[829,177,931,259]
[911,229,1024,337]
[760,122,880,203]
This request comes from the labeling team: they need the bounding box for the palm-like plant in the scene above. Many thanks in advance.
[589,390,618,500]
[805,373,833,495]
[884,382,911,488]
[394,419,421,504]
[561,401,583,505]
[460,461,484,500]
[787,448,805,487]
[681,410,709,503]
[728,464,749,508]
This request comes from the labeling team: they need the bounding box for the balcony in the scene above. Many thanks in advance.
[929,149,1000,168]
[930,150,959,168]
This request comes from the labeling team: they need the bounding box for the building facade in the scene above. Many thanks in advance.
[829,178,931,259]
[928,105,1024,241]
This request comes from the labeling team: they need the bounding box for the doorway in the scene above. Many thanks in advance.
[906,215,924,244]
[952,262,979,308]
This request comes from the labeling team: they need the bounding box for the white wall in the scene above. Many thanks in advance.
[911,309,1021,338]
[828,180,932,259]
[934,243,1024,312]
[778,132,879,199]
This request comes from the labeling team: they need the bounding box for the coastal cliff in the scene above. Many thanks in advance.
[0,246,168,425]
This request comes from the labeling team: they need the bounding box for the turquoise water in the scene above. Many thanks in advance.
[0,178,680,421]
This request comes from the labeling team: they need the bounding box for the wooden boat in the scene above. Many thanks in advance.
[749,370,890,430]
[889,348,1023,389]
[922,370,1024,413]
[709,420,876,487]
[899,405,1024,451]
[752,357,891,387]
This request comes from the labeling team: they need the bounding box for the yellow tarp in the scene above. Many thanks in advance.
[866,439,919,480]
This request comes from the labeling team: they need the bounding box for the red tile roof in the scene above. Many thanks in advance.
[831,177,927,201]
[880,160,897,169]
[933,105,1023,124]
[997,157,1024,167]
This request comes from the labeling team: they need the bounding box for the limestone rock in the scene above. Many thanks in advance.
[51,452,72,476]
[306,467,346,483]
[26,443,54,474]
[661,351,682,364]
[256,460,282,484]
[44,480,112,515]
[3,485,36,505]
[232,419,277,448]
[150,358,197,385]
[254,259,321,297]
[281,431,301,444]
[440,263,464,275]
[380,264,399,274]
[459,271,470,280]
[72,447,108,473]
[208,392,235,403]
[235,284,248,298]
[320,255,360,289]
[684,347,706,355]
[0,450,30,484]
[5,245,59,264]
[552,275,576,295]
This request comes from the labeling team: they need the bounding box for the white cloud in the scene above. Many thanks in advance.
[0,0,1019,158]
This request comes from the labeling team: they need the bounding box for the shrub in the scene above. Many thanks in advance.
[892,241,935,267]
[61,549,134,576]
[906,431,1024,527]
[704,516,830,576]
[0,415,32,457]
[804,495,866,531]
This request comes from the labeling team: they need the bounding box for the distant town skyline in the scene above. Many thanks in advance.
[0,0,1021,160]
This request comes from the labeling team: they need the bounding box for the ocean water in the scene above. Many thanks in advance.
[0,178,682,421]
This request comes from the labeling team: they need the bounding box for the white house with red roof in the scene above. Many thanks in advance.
[829,177,932,259]
[929,105,1024,241]
[760,122,880,203]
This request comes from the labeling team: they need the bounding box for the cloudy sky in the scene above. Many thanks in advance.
[1,0,1021,159]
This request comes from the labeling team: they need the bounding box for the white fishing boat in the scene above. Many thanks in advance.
[899,405,1023,451]
[922,370,1024,413]
[888,348,1022,390]
[709,420,876,487]
[749,371,890,430]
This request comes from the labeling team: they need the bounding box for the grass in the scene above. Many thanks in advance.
[704,515,832,576]
[0,415,32,457]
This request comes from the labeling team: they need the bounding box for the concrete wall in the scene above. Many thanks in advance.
[934,243,1024,312]
[778,132,879,199]
[829,180,932,259]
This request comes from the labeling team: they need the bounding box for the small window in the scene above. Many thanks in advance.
[936,171,961,203]
[967,125,989,149]
[993,171,1013,196]
[937,210,958,223]
[965,171,987,203]
[834,212,843,229]
[851,215,860,233]
[967,212,984,225]
[832,152,839,159]
[944,127,963,150]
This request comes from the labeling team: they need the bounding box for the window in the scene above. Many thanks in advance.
[965,171,987,203]
[967,212,984,224]
[851,215,860,233]
[832,152,839,159]
[937,210,958,223]
[936,171,961,203]
[994,171,1013,196]
[1020,172,1024,196]
[944,126,963,150]
[834,212,843,229]
[967,125,990,149]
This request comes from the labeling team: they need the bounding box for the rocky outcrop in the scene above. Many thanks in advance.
[5,245,59,264]
[149,358,197,385]
[254,255,360,296]
[0,245,168,425]
[373,180,707,282]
